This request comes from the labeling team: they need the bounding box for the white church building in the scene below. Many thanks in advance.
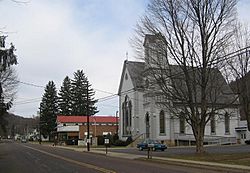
[118,34,241,146]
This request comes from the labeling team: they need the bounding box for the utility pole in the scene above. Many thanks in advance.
[39,109,41,144]
[116,111,118,134]
[86,81,90,151]
[39,123,41,144]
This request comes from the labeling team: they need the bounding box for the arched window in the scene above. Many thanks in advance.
[225,112,230,134]
[159,110,165,134]
[145,112,150,138]
[122,95,132,136]
[122,102,125,135]
[128,100,132,129]
[125,73,128,80]
[179,112,185,134]
[210,114,216,134]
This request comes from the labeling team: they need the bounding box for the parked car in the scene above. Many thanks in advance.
[245,140,250,144]
[137,139,167,151]
[65,139,78,145]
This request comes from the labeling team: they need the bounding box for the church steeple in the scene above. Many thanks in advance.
[143,33,169,69]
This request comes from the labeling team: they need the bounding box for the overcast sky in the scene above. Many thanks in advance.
[0,0,249,118]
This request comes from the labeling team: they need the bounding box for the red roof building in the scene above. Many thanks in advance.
[56,115,119,145]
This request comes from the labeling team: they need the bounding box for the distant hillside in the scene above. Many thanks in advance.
[0,113,39,138]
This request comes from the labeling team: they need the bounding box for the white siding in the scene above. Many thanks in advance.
[119,68,135,140]
[57,125,79,132]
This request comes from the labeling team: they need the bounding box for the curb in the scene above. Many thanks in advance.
[152,157,250,172]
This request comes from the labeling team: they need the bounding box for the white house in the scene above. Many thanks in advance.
[118,34,241,146]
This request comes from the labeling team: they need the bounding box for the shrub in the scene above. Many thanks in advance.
[113,139,128,146]
[97,135,104,145]
[126,136,133,145]
[112,133,119,142]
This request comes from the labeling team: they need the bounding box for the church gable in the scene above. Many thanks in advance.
[118,60,145,95]
[121,68,134,94]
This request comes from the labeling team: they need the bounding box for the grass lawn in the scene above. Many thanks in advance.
[166,153,250,166]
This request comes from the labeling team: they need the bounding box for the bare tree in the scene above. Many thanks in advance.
[0,67,18,102]
[133,0,238,153]
[0,35,18,133]
[223,23,250,131]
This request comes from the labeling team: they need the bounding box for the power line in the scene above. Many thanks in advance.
[97,103,118,108]
[14,98,41,105]
[97,94,117,101]
[13,100,41,105]
[96,88,138,103]
[15,78,118,96]
[94,88,115,95]
[15,79,45,88]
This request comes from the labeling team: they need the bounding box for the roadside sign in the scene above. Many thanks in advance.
[104,138,109,144]
[148,144,154,148]
[147,144,154,159]
[104,138,110,155]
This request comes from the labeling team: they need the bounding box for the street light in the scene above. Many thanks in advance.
[39,123,41,144]
[93,116,97,137]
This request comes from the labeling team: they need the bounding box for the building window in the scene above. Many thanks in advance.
[122,95,132,136]
[145,112,150,138]
[159,110,165,134]
[225,112,230,134]
[210,114,216,134]
[179,113,185,134]
[241,133,246,139]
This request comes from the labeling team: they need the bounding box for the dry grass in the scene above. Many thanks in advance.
[167,153,250,166]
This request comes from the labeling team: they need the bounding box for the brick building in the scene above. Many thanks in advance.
[56,115,118,144]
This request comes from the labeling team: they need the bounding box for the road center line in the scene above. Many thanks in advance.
[22,145,116,173]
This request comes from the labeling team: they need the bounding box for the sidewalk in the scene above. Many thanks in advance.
[54,145,250,172]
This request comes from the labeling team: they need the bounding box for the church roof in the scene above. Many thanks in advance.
[118,60,145,95]
[118,60,238,106]
[168,65,238,105]
[126,61,145,88]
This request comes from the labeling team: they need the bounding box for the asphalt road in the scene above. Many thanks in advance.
[0,141,227,173]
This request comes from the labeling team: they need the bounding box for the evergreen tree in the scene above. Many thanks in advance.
[58,76,73,115]
[86,81,98,116]
[71,70,98,116]
[39,81,58,140]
